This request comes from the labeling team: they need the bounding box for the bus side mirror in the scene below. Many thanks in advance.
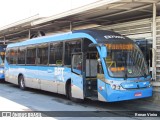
[101,46,107,58]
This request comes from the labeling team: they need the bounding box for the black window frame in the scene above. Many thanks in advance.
[17,46,26,65]
[64,39,82,67]
[5,48,10,64]
[49,41,63,66]
[26,44,37,65]
[10,47,18,65]
[37,43,49,66]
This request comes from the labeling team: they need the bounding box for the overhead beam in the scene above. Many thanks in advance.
[92,4,152,20]
[0,14,40,31]
[31,0,121,26]
[68,4,152,26]
[114,0,160,3]
[1,29,28,38]
[133,0,159,3]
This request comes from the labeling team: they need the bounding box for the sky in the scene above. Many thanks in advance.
[0,0,99,27]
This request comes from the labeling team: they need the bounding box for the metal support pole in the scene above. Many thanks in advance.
[28,29,31,39]
[3,36,6,45]
[152,3,156,80]
[70,22,72,31]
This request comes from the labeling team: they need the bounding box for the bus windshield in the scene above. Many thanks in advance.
[0,52,5,66]
[0,46,6,66]
[105,43,149,78]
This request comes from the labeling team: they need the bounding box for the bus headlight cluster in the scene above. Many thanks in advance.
[111,84,121,90]
[0,70,4,74]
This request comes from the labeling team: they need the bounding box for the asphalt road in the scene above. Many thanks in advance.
[0,81,160,119]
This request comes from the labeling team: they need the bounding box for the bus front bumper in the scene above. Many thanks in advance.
[98,84,153,102]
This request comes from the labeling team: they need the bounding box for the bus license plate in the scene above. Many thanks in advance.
[134,92,142,97]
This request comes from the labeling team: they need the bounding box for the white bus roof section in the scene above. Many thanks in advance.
[0,0,160,43]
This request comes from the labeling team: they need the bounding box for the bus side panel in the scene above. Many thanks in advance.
[24,66,40,89]
[71,73,84,99]
[8,66,19,85]
[56,67,72,95]
[37,66,58,93]
[98,79,107,102]
[54,67,65,95]
[32,66,71,95]
[4,60,10,82]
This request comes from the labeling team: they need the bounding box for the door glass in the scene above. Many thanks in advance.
[72,54,82,74]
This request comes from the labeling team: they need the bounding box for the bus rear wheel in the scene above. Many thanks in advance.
[19,75,26,90]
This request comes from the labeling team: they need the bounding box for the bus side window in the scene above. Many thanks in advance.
[64,40,81,67]
[10,48,18,64]
[18,47,26,64]
[72,54,82,74]
[37,43,48,65]
[26,45,36,65]
[6,49,10,64]
[49,42,63,66]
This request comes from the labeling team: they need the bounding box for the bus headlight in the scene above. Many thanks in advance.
[116,85,121,90]
[0,70,4,74]
[111,84,116,90]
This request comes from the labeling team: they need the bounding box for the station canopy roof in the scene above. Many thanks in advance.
[0,0,160,43]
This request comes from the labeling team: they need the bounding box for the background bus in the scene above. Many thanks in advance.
[5,29,152,102]
[0,45,6,80]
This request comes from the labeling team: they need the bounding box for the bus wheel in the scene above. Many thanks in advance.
[19,75,26,90]
[67,83,83,103]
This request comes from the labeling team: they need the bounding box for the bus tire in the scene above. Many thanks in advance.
[19,75,26,90]
[67,83,83,103]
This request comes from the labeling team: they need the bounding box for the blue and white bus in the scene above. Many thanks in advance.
[5,29,152,102]
[0,45,6,80]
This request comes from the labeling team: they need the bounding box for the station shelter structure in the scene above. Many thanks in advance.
[0,0,160,92]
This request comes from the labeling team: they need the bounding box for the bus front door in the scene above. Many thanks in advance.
[71,53,84,99]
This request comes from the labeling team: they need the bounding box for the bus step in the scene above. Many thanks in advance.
[86,96,98,101]
[86,89,98,98]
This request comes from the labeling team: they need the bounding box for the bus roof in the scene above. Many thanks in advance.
[7,29,134,48]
